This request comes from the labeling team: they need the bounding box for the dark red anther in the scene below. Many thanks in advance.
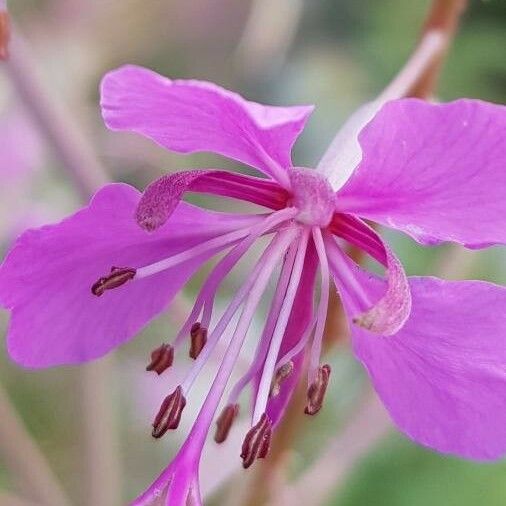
[214,404,239,444]
[0,7,10,61]
[304,364,331,416]
[269,361,294,398]
[146,344,174,375]
[152,386,186,438]
[189,322,207,359]
[91,266,136,296]
[240,413,272,469]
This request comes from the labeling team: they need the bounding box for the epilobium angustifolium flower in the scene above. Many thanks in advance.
[1,65,505,505]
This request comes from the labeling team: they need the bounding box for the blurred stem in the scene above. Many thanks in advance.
[0,383,71,506]
[5,29,108,199]
[234,0,304,80]
[0,492,43,506]
[3,24,121,506]
[407,0,468,98]
[237,1,468,505]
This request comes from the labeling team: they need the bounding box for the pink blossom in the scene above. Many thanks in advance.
[1,65,505,504]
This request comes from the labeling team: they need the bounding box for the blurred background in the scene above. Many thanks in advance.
[0,1,505,505]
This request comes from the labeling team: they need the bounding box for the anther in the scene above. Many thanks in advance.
[304,364,331,416]
[152,386,186,438]
[146,344,174,375]
[91,266,136,296]
[189,322,207,359]
[240,413,272,469]
[214,404,239,444]
[269,361,294,398]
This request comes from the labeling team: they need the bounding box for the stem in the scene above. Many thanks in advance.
[3,23,120,506]
[407,0,468,98]
[234,0,304,80]
[271,388,391,506]
[237,1,468,505]
[5,30,108,200]
[0,492,43,506]
[0,383,71,506]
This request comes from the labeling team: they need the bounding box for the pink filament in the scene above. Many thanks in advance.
[323,232,371,313]
[135,225,256,280]
[181,228,298,394]
[308,227,330,383]
[172,207,297,348]
[181,227,298,454]
[275,315,317,369]
[252,227,309,425]
[227,241,299,405]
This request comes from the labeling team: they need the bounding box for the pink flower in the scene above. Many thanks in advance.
[1,65,505,504]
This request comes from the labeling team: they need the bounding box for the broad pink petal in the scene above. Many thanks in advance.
[0,183,260,367]
[101,65,313,187]
[337,99,506,248]
[136,169,288,231]
[350,275,506,460]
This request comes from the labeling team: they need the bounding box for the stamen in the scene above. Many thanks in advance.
[241,413,272,469]
[275,316,316,369]
[269,361,294,398]
[135,227,256,280]
[189,323,207,359]
[152,386,186,438]
[304,364,331,416]
[146,343,174,375]
[172,207,298,349]
[214,404,240,444]
[181,228,298,395]
[323,234,371,313]
[175,230,297,459]
[91,266,136,296]
[226,242,298,405]
[252,228,309,424]
[309,228,330,381]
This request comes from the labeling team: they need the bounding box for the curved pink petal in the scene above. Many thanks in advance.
[350,275,506,460]
[336,99,506,248]
[100,65,313,188]
[325,229,411,336]
[136,169,288,231]
[0,183,261,368]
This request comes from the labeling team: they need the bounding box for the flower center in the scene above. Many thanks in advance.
[289,168,336,227]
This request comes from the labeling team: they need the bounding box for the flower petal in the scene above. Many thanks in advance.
[336,99,506,248]
[0,183,260,367]
[351,276,506,460]
[325,229,411,336]
[136,169,288,231]
[101,65,313,187]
